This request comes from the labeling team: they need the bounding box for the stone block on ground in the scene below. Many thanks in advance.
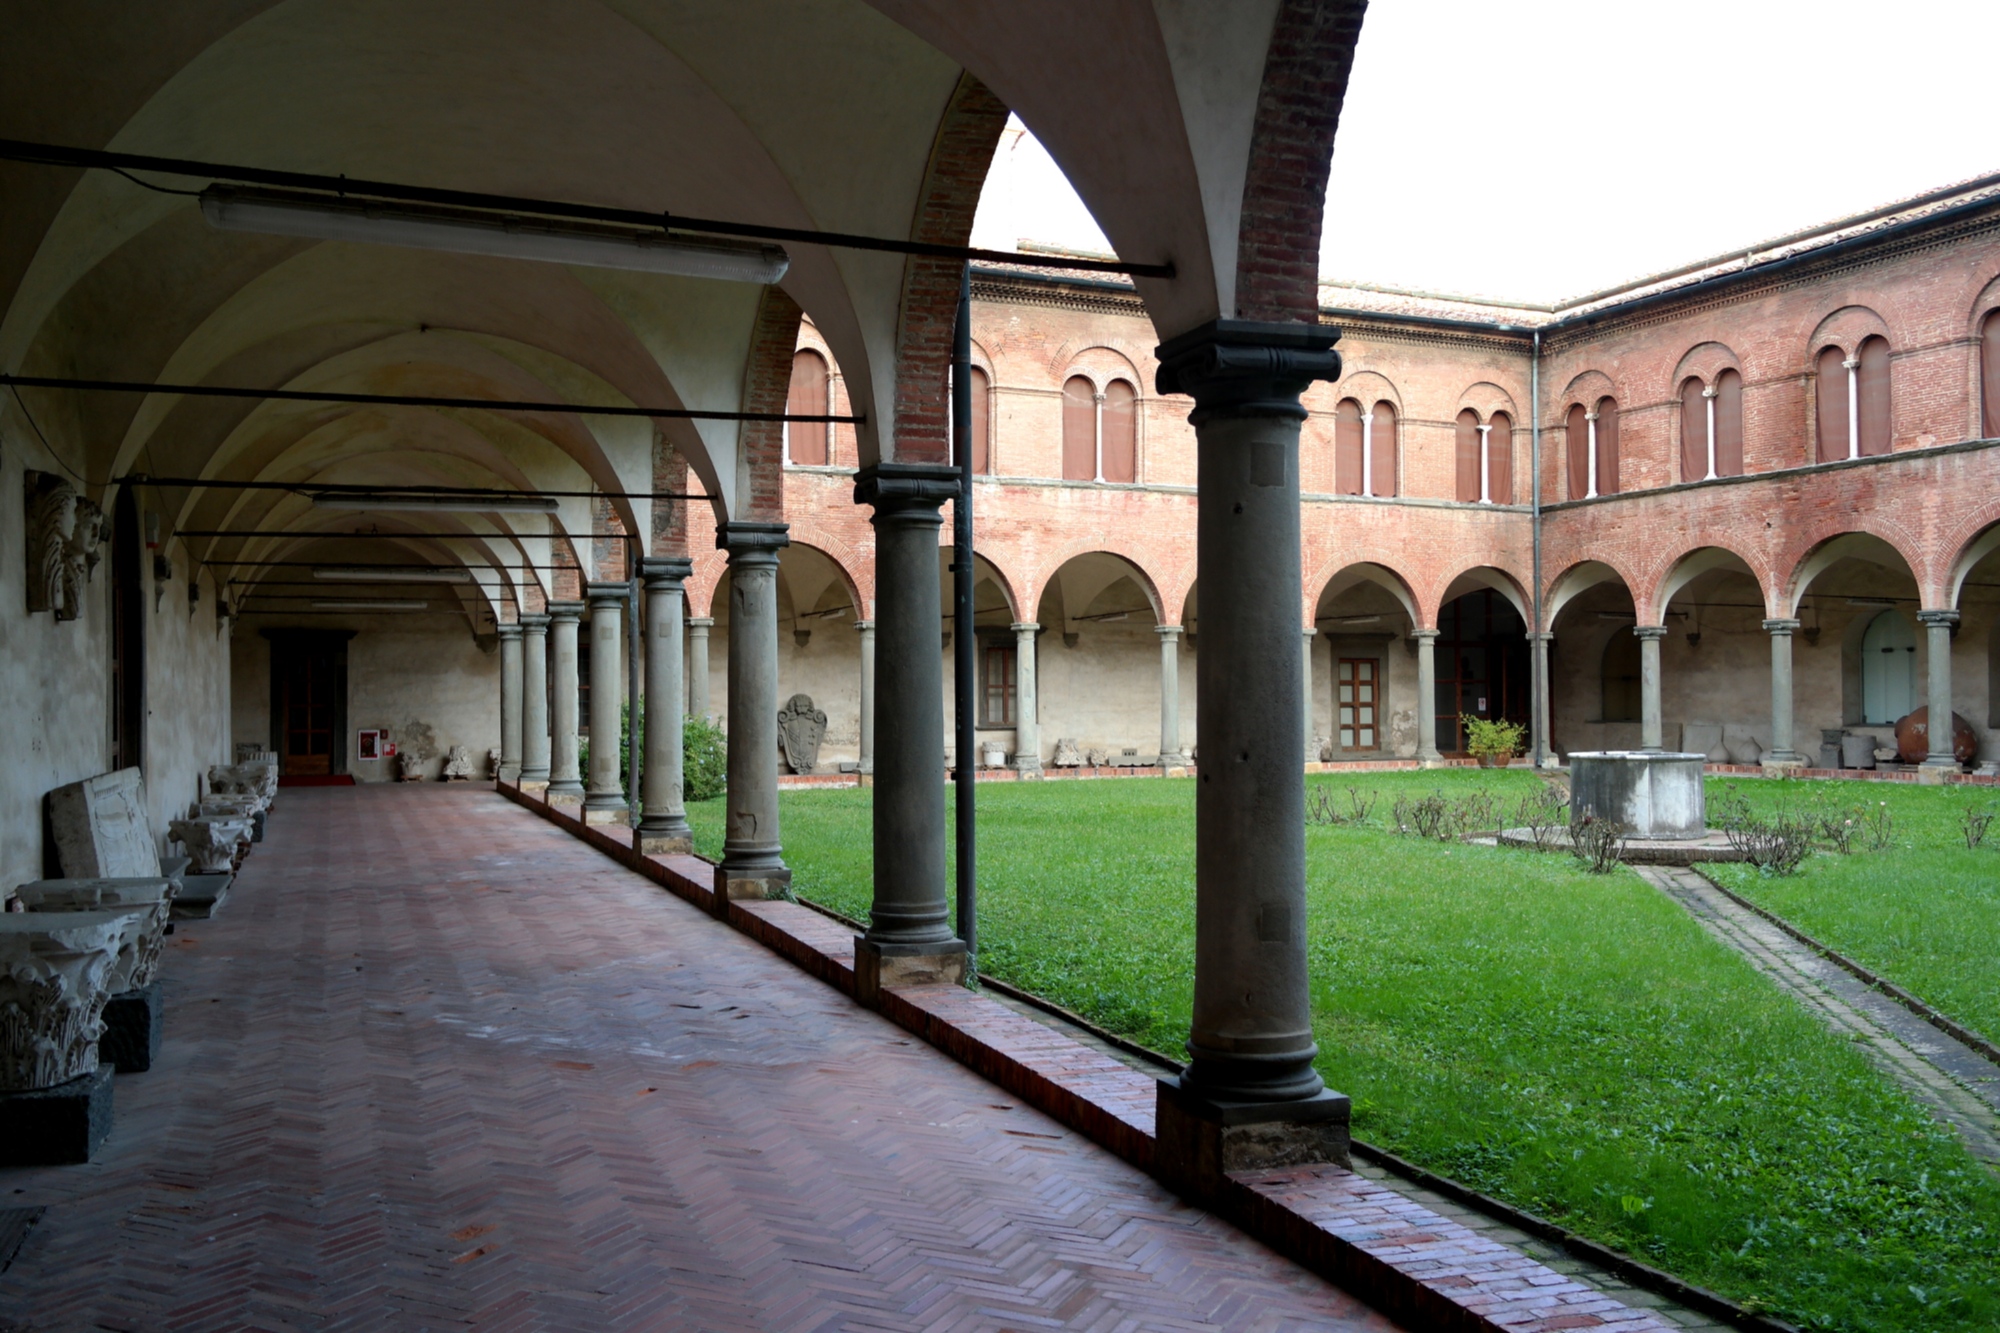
[0,1066,114,1166]
[172,872,232,919]
[48,768,163,878]
[100,981,163,1073]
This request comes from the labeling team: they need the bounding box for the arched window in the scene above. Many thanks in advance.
[1101,379,1137,483]
[1816,338,1892,462]
[1061,376,1096,481]
[1860,609,1916,723]
[1567,397,1618,498]
[1455,409,1512,504]
[1488,412,1513,503]
[1983,310,2000,439]
[1858,336,1891,456]
[786,349,829,466]
[1680,370,1745,481]
[1334,398,1364,495]
[1370,402,1398,497]
[1601,627,1640,721]
[952,365,991,473]
[1455,409,1481,502]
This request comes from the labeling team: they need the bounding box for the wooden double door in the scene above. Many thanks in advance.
[267,631,351,777]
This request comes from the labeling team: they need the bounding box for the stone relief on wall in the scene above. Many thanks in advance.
[441,746,475,780]
[0,913,124,1091]
[778,694,827,775]
[397,721,438,781]
[24,471,105,622]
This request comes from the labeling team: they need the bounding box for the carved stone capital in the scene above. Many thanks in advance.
[717,521,790,565]
[639,555,694,591]
[1631,624,1670,641]
[1153,320,1342,425]
[169,817,252,874]
[15,880,177,994]
[0,913,125,1090]
[854,462,958,517]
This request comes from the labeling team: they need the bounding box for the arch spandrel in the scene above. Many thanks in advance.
[1778,526,1925,618]
[1647,544,1769,623]
[1308,561,1421,630]
[1545,559,1636,627]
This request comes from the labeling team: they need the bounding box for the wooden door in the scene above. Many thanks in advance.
[1337,658,1378,751]
[279,643,337,775]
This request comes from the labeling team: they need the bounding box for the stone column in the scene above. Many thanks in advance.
[544,602,585,805]
[852,464,965,1002]
[1634,624,1667,753]
[687,617,713,721]
[1012,622,1041,775]
[717,523,790,900]
[1412,629,1441,764]
[855,619,876,775]
[1528,631,1554,768]
[519,614,551,791]
[1150,319,1348,1197]
[497,624,524,784]
[1157,625,1185,767]
[1302,627,1319,763]
[1918,609,1961,772]
[583,583,628,823]
[1762,618,1802,766]
[638,557,694,853]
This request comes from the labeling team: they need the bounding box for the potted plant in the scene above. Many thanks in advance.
[1462,714,1527,767]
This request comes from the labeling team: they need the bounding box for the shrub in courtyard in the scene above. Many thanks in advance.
[1858,798,1895,850]
[1715,789,1814,875]
[1392,790,1456,840]
[1568,808,1627,873]
[683,713,728,802]
[1959,804,1995,850]
[1310,785,1380,828]
[1513,780,1569,851]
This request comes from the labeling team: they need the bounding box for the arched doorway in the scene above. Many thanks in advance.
[1860,610,1917,723]
[1434,590,1529,754]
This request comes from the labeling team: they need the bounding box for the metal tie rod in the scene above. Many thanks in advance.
[0,138,1174,280]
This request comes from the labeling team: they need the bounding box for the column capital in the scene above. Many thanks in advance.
[544,599,584,623]
[1632,624,1669,641]
[854,461,958,513]
[639,555,693,590]
[1010,621,1040,635]
[496,622,524,640]
[1409,627,1439,643]
[1157,624,1184,640]
[1153,319,1341,424]
[520,613,549,633]
[718,520,789,562]
[1916,608,1961,628]
[585,580,628,607]
[1527,630,1554,643]
[687,616,715,630]
[1762,617,1802,635]
[853,618,875,632]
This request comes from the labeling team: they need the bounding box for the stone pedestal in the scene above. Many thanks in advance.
[638,557,694,855]
[717,524,791,898]
[101,980,163,1073]
[174,872,232,919]
[0,1066,114,1166]
[1154,1076,1350,1201]
[520,614,552,788]
[1569,751,1705,838]
[853,937,968,1007]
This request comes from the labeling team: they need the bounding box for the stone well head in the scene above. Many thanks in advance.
[1568,752,1706,841]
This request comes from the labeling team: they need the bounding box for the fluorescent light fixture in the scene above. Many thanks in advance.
[201,187,789,284]
[312,567,472,583]
[311,600,431,612]
[312,492,558,514]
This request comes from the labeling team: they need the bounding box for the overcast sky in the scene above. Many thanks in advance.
[969,1,2000,304]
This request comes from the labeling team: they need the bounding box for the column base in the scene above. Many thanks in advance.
[545,784,585,810]
[517,778,549,797]
[1014,760,1043,779]
[0,1065,115,1165]
[101,980,163,1073]
[714,862,792,917]
[498,764,522,784]
[635,823,694,856]
[854,937,967,1007]
[1917,760,1959,784]
[1760,755,1806,772]
[1416,752,1445,769]
[1154,1076,1350,1202]
[582,796,629,825]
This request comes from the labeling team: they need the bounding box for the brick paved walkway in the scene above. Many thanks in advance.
[0,785,1402,1332]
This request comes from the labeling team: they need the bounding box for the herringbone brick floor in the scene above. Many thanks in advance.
[1,785,1403,1332]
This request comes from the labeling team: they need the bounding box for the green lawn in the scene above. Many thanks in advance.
[686,772,2000,1332]
[1705,777,2000,1046]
